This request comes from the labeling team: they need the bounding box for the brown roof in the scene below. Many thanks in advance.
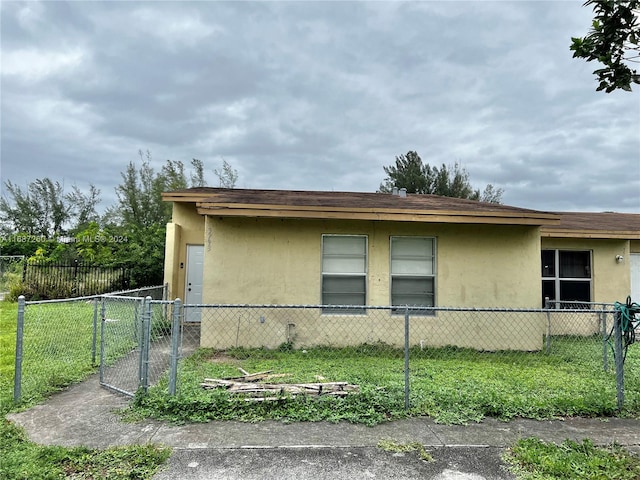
[163,188,640,235]
[541,212,640,239]
[163,187,559,226]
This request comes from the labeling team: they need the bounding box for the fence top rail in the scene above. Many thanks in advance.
[178,303,615,314]
[547,300,617,307]
[100,285,165,296]
[23,294,100,305]
[101,295,146,301]
[19,285,166,304]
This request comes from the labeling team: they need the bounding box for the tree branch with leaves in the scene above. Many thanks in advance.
[571,0,640,92]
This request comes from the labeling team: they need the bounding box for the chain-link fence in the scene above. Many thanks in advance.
[13,294,640,421]
[162,303,639,417]
[12,285,166,404]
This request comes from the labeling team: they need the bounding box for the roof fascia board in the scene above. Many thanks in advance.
[198,201,555,219]
[541,229,639,239]
[197,205,557,226]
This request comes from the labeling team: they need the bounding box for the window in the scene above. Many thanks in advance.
[541,250,592,307]
[390,237,435,313]
[321,235,367,313]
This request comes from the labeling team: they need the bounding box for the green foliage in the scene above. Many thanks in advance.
[571,0,640,92]
[505,437,640,479]
[214,159,238,188]
[0,418,170,480]
[379,151,503,203]
[0,178,100,238]
[377,439,434,462]
[112,150,177,230]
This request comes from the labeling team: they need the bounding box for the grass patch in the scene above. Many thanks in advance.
[504,438,640,479]
[1,300,171,479]
[377,439,433,462]
[0,417,170,480]
[129,339,640,425]
[1,300,99,408]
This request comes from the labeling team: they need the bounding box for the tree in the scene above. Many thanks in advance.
[108,150,210,286]
[190,158,206,187]
[571,0,640,92]
[0,178,101,237]
[214,159,238,188]
[379,151,432,194]
[67,184,101,231]
[379,151,503,203]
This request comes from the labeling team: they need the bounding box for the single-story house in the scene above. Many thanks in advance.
[162,187,640,351]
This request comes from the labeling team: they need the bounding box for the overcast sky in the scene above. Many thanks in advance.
[1,0,639,214]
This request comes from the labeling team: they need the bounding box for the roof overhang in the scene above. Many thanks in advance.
[194,202,559,226]
[540,228,639,240]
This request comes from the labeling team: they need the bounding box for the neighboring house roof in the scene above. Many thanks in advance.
[541,212,640,239]
[163,187,559,226]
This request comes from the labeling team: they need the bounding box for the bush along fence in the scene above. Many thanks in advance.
[13,296,640,423]
[19,260,131,300]
[12,285,167,405]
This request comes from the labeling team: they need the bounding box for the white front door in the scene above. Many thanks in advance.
[185,245,204,322]
[631,253,640,304]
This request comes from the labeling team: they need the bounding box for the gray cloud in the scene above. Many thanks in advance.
[1,0,638,214]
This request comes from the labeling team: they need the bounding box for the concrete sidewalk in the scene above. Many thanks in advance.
[6,374,640,479]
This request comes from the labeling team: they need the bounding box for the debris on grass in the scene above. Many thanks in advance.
[201,368,360,401]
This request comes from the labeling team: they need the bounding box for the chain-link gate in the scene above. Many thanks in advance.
[99,295,145,396]
[99,296,184,397]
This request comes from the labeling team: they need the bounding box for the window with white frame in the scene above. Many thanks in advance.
[541,249,592,307]
[321,235,367,313]
[390,237,435,313]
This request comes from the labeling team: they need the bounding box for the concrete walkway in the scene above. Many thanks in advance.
[7,374,640,479]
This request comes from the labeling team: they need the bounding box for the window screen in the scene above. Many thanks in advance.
[391,237,435,313]
[322,235,367,313]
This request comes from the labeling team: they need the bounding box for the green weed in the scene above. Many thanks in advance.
[504,437,640,479]
[0,417,170,480]
[129,338,640,426]
[377,439,434,462]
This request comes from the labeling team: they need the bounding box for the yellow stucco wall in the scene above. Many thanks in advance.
[164,202,205,300]
[187,216,546,350]
[201,216,543,308]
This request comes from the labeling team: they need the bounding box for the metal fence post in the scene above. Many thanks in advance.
[613,308,625,410]
[139,296,152,393]
[404,306,410,411]
[91,297,98,365]
[544,297,551,353]
[601,306,609,372]
[168,299,182,396]
[13,295,25,403]
[99,298,106,384]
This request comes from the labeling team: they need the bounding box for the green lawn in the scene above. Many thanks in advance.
[504,438,640,479]
[0,300,169,480]
[2,299,639,479]
[130,338,640,426]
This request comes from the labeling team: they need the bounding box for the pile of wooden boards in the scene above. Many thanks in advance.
[201,369,360,401]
